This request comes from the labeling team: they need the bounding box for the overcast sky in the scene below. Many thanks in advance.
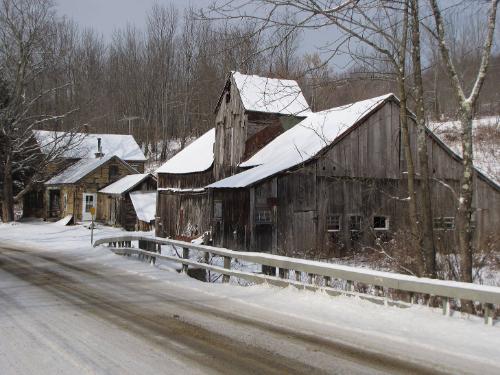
[56,0,351,67]
[55,0,498,72]
[56,0,208,37]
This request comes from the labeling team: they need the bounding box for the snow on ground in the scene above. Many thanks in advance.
[0,221,499,368]
[429,116,500,184]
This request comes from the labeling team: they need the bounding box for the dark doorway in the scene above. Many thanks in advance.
[49,190,61,218]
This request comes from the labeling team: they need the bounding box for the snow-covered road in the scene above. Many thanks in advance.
[0,222,499,374]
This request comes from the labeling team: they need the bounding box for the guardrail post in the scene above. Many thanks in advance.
[484,303,493,326]
[182,247,189,273]
[223,256,231,283]
[442,297,451,316]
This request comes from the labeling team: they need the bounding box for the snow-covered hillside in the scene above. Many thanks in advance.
[429,116,500,184]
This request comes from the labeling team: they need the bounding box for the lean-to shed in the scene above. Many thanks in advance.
[98,173,157,230]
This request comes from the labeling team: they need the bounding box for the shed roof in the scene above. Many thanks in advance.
[98,173,154,195]
[155,128,215,175]
[45,155,136,185]
[229,71,310,116]
[34,130,146,161]
[208,94,394,189]
[130,191,157,223]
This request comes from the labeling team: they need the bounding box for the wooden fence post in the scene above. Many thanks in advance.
[223,256,231,283]
[182,247,189,273]
[484,303,493,326]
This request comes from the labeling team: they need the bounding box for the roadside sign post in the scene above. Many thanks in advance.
[90,207,96,245]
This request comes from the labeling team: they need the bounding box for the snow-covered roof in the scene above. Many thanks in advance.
[155,128,215,174]
[231,71,310,116]
[34,130,146,161]
[99,174,153,195]
[208,94,394,188]
[45,155,134,185]
[129,191,157,222]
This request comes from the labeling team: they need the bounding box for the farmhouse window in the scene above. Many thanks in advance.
[349,215,362,231]
[327,214,341,232]
[255,208,272,224]
[109,165,119,179]
[214,201,223,220]
[373,216,389,230]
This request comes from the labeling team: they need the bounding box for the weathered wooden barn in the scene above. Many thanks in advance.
[156,71,310,239]
[44,155,138,222]
[98,173,157,230]
[206,94,500,255]
[23,131,146,218]
[155,71,498,255]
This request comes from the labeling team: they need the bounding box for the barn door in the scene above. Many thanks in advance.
[293,211,316,254]
[82,193,97,221]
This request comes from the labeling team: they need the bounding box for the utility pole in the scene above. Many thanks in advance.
[119,115,143,135]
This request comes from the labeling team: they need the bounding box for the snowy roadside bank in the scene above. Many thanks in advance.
[1,221,499,372]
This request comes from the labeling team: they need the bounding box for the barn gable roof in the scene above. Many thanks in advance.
[216,71,311,116]
[45,155,137,185]
[98,173,155,195]
[34,130,146,161]
[155,128,215,175]
[208,94,394,189]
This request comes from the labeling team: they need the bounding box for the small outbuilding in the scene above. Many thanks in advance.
[44,154,138,222]
[98,173,157,230]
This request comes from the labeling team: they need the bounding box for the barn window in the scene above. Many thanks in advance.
[255,208,272,224]
[442,217,455,230]
[433,217,455,230]
[327,214,341,232]
[214,201,223,220]
[349,215,362,231]
[373,216,389,230]
[109,165,119,179]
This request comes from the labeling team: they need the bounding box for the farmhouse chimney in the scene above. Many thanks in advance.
[95,137,104,158]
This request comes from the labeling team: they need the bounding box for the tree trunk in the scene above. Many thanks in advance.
[411,0,436,278]
[398,85,422,275]
[2,156,15,222]
[457,108,474,284]
[397,0,423,276]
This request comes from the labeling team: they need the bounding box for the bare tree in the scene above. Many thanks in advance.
[428,0,499,284]
[0,0,80,222]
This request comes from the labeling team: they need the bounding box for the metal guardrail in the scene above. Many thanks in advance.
[93,235,499,325]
